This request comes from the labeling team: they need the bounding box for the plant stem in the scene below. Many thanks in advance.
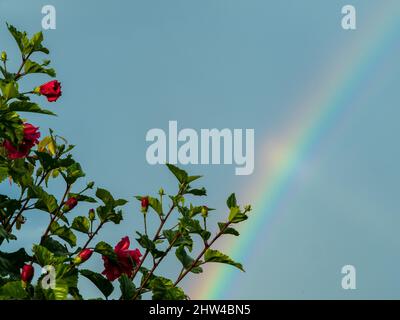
[6,171,49,232]
[143,213,148,236]
[173,221,232,287]
[131,186,185,281]
[81,221,105,251]
[40,184,71,244]
[132,232,181,300]
[15,51,33,80]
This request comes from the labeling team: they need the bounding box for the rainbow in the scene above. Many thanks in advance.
[189,2,400,299]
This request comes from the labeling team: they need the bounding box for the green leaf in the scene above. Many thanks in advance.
[41,237,69,256]
[96,206,123,224]
[149,197,163,216]
[218,222,240,236]
[136,232,164,259]
[24,59,55,77]
[0,165,8,183]
[68,193,97,203]
[135,196,163,216]
[0,80,19,100]
[0,225,17,242]
[186,187,207,196]
[29,31,49,54]
[150,277,186,300]
[136,232,155,251]
[118,274,135,300]
[94,242,117,261]
[71,216,90,234]
[96,188,114,205]
[226,193,237,209]
[7,24,29,54]
[65,162,85,184]
[166,164,188,184]
[187,175,202,183]
[80,269,114,298]
[50,222,77,247]
[41,264,78,300]
[32,244,66,266]
[32,244,53,266]
[8,101,55,115]
[175,246,202,274]
[34,152,56,171]
[228,207,248,224]
[114,199,128,206]
[28,185,58,213]
[0,281,28,300]
[163,230,193,251]
[204,249,244,272]
[0,248,30,277]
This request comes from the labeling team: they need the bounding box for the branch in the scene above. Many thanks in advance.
[173,221,232,287]
[40,184,71,244]
[80,221,105,251]
[130,185,186,281]
[132,231,181,300]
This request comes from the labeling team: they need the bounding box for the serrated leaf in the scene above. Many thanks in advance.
[118,274,135,300]
[41,264,78,300]
[204,249,244,272]
[175,246,202,274]
[186,187,207,196]
[150,277,186,300]
[94,242,117,261]
[228,207,248,224]
[0,248,30,277]
[218,222,240,236]
[0,281,28,299]
[166,164,188,184]
[71,216,90,234]
[50,222,77,247]
[80,269,114,298]
[226,193,237,209]
[96,188,114,205]
[9,101,55,115]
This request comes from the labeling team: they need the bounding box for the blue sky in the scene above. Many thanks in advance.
[1,0,400,299]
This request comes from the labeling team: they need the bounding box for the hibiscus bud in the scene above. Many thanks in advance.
[158,188,165,196]
[21,264,34,284]
[38,80,62,102]
[201,206,209,218]
[63,197,78,212]
[87,181,95,189]
[141,196,149,213]
[1,51,7,62]
[73,249,93,265]
[244,204,252,212]
[88,208,96,221]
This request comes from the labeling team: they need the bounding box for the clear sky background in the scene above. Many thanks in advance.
[1,0,399,299]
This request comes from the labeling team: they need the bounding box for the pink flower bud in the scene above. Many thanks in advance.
[21,264,34,283]
[141,196,149,212]
[74,249,93,265]
[64,197,78,211]
[78,249,93,263]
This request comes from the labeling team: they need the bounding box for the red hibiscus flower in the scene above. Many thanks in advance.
[102,237,142,281]
[3,123,40,159]
[39,80,62,102]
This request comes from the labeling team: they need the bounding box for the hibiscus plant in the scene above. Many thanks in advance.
[0,24,251,300]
